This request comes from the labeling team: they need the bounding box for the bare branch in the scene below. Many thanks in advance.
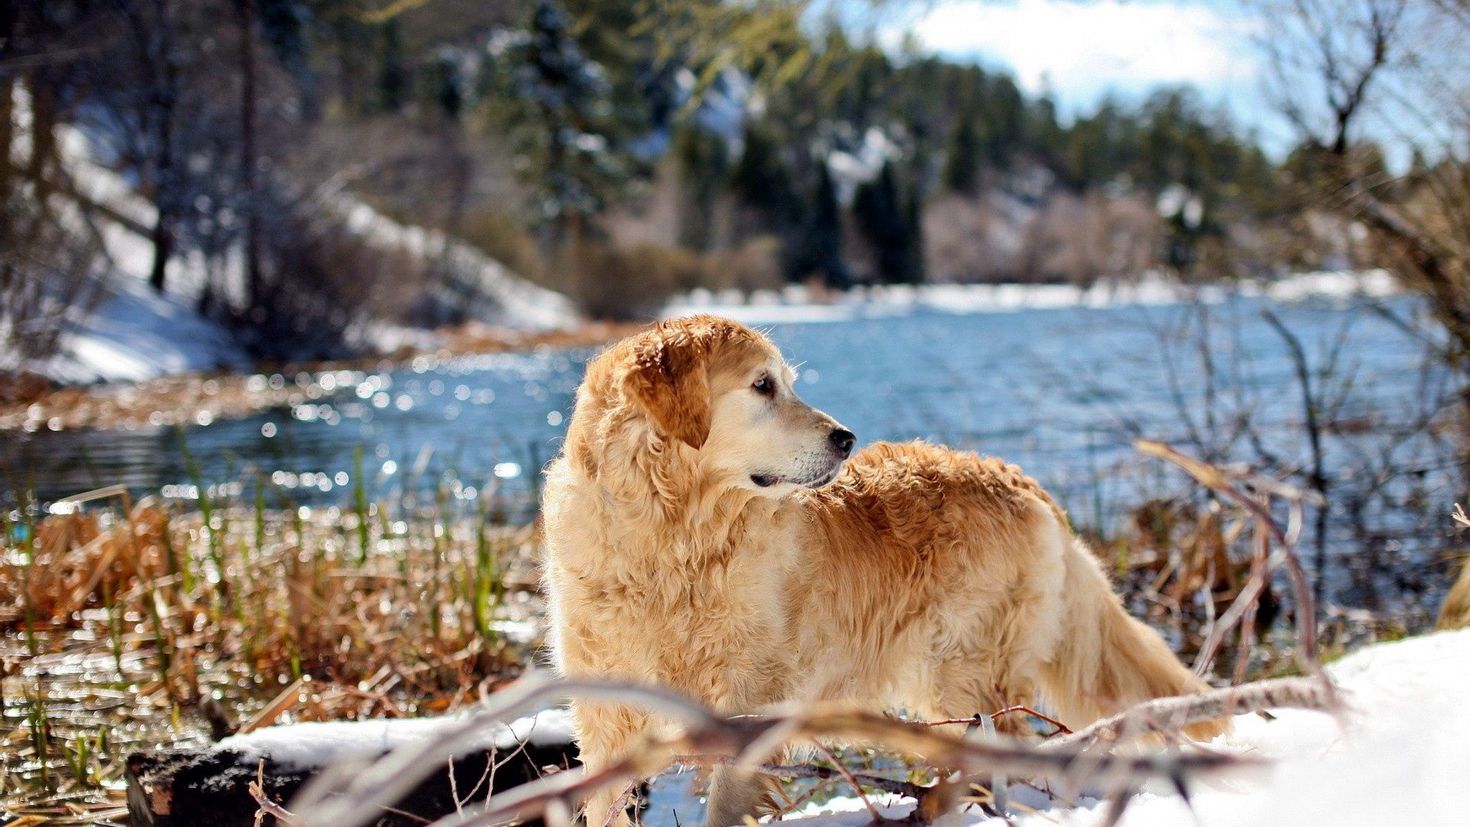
[1046,677,1337,752]
[293,676,1262,827]
[250,758,298,826]
[1135,438,1330,693]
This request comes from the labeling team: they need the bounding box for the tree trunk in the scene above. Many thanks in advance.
[148,213,173,293]
[147,0,179,295]
[238,0,262,311]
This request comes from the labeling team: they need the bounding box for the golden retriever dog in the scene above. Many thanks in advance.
[542,315,1224,827]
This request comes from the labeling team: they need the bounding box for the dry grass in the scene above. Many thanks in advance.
[0,482,542,824]
[1089,470,1419,680]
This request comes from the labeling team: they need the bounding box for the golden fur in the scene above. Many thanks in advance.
[1438,556,1470,631]
[542,316,1224,827]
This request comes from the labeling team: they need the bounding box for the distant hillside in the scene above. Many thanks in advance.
[3,0,1367,352]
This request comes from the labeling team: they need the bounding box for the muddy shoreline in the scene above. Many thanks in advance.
[0,321,640,433]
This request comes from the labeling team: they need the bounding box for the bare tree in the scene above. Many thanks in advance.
[238,0,263,311]
[1,7,109,365]
[114,0,184,294]
[1261,0,1470,403]
[1262,0,1406,156]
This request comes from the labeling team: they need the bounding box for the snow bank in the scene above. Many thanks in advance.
[14,125,252,383]
[30,271,252,384]
[770,629,1470,827]
[25,119,577,385]
[215,707,574,773]
[332,196,578,333]
[663,270,1401,325]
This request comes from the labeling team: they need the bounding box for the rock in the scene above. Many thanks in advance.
[125,712,580,827]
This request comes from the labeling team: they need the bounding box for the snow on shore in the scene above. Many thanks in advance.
[28,267,253,385]
[16,126,253,383]
[330,195,579,334]
[25,125,578,385]
[215,707,575,773]
[773,629,1470,827]
[663,270,1401,326]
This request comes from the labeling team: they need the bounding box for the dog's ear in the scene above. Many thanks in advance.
[625,331,711,449]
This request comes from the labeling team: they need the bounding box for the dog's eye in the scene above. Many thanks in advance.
[752,373,775,397]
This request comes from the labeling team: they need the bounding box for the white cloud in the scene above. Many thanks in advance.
[898,0,1261,110]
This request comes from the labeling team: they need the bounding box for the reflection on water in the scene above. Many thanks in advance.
[2,295,1458,607]
[3,349,587,519]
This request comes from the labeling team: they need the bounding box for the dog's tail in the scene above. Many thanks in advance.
[1039,537,1228,741]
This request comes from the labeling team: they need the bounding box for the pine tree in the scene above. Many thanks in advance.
[258,0,316,119]
[855,162,922,284]
[673,125,729,250]
[943,107,982,195]
[983,76,1024,168]
[901,180,924,284]
[378,17,406,113]
[487,0,639,249]
[424,52,464,121]
[730,124,796,224]
[792,162,847,287]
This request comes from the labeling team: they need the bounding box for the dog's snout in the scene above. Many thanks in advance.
[828,427,855,456]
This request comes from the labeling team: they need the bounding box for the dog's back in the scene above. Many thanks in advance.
[793,441,1222,740]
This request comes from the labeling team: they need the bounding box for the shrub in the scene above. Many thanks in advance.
[705,235,784,294]
[221,189,423,361]
[457,207,546,286]
[551,239,705,321]
[0,159,105,369]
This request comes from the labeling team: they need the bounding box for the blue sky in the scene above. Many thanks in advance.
[845,0,1299,154]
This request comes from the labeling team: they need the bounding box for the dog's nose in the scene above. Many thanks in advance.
[828,428,855,456]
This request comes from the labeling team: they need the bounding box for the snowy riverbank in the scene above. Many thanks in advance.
[663,270,1400,326]
[19,125,581,386]
[773,629,1470,827]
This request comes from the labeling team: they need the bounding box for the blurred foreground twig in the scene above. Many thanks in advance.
[290,675,1286,827]
[1135,439,1332,695]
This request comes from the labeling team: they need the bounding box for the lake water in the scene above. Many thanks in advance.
[4,290,1461,612]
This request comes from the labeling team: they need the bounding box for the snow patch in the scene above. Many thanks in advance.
[663,270,1401,325]
[22,124,250,383]
[328,195,578,332]
[22,109,577,385]
[757,630,1470,827]
[216,707,574,773]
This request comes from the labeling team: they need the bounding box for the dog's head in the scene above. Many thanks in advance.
[569,315,854,495]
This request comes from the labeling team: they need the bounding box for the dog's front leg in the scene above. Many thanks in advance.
[705,764,770,827]
[572,700,649,827]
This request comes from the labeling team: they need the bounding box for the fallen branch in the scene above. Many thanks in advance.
[757,764,930,802]
[249,759,297,826]
[290,676,1262,827]
[1046,677,1337,751]
[288,676,720,827]
[249,781,299,825]
[814,742,884,823]
[921,705,1071,736]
